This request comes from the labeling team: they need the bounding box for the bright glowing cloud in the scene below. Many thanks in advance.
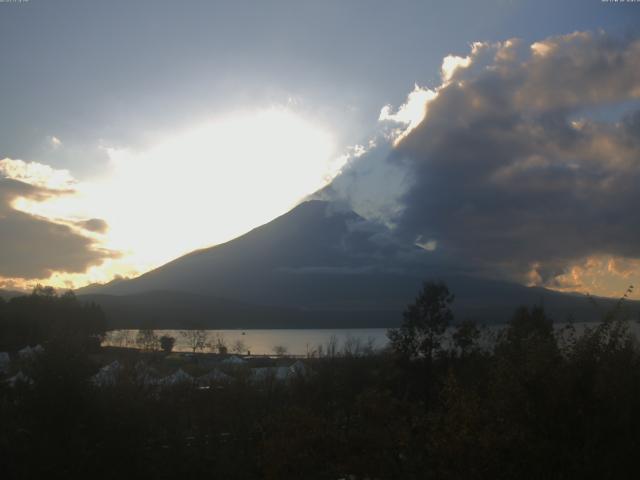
[530,42,551,57]
[546,255,640,298]
[441,54,471,82]
[379,85,437,144]
[0,158,75,190]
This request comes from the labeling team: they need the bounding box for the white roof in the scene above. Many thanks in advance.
[0,352,9,374]
[91,361,122,387]
[161,368,193,386]
[7,371,33,387]
[289,360,307,375]
[18,346,34,358]
[18,345,44,359]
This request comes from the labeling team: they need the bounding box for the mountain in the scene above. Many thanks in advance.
[78,200,639,328]
[0,289,26,300]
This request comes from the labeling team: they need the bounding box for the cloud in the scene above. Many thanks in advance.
[0,159,115,279]
[545,255,640,298]
[379,85,437,143]
[3,108,341,288]
[396,31,640,286]
[441,53,471,82]
[75,217,109,234]
[328,31,640,292]
[0,157,75,190]
[49,135,62,149]
[316,137,411,227]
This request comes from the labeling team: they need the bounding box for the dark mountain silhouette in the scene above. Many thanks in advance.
[0,289,27,300]
[78,200,639,328]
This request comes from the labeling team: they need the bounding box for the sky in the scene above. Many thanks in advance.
[1,0,640,297]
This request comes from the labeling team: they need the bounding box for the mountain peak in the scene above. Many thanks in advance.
[85,199,421,300]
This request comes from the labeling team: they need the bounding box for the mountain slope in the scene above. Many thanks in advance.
[84,200,432,309]
[79,200,639,328]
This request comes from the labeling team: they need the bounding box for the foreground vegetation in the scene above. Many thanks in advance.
[1,284,640,479]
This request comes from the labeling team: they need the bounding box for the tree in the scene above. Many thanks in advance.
[181,329,209,353]
[452,320,481,357]
[273,345,288,357]
[32,284,56,298]
[211,333,228,355]
[160,335,176,354]
[388,281,454,359]
[0,287,106,351]
[500,305,554,351]
[232,339,247,355]
[136,328,159,351]
[111,329,133,348]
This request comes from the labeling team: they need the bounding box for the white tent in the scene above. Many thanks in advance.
[7,371,33,388]
[18,346,35,360]
[91,361,122,387]
[288,360,308,376]
[18,345,44,361]
[0,352,10,374]
[196,369,231,386]
[160,368,193,386]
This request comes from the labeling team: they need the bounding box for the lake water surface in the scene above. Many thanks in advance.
[104,328,390,356]
[104,321,640,356]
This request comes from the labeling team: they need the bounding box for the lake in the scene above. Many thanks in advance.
[103,328,391,356]
[104,321,640,356]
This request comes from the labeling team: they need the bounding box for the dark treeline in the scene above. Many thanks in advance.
[0,286,106,352]
[1,282,640,479]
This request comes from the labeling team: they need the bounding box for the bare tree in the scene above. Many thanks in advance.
[136,328,159,351]
[363,336,377,356]
[181,329,209,353]
[305,342,317,358]
[211,333,228,355]
[272,345,288,357]
[343,335,362,357]
[119,330,134,348]
[232,339,247,355]
[106,330,131,348]
[325,335,339,358]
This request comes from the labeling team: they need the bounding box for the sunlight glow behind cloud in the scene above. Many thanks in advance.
[9,108,341,287]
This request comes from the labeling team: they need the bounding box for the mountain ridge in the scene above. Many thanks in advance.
[78,200,640,328]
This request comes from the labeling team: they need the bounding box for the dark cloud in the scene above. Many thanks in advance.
[329,31,640,287]
[0,178,114,279]
[76,218,109,234]
[394,31,640,284]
